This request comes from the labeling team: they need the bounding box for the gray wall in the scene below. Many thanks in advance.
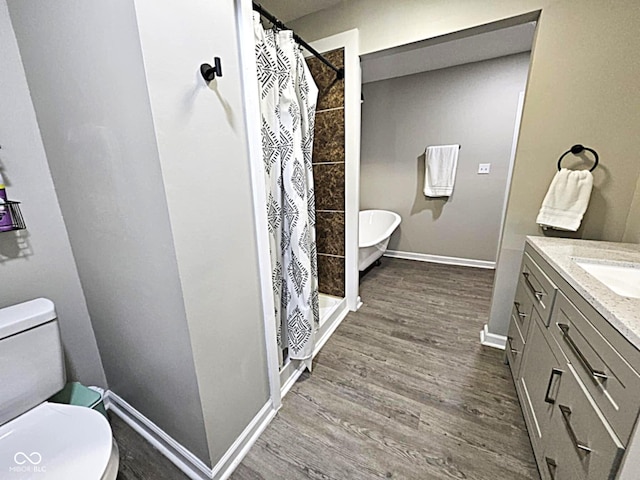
[290,0,640,337]
[361,53,530,262]
[7,0,210,464]
[0,1,106,387]
[623,174,640,244]
[133,0,271,464]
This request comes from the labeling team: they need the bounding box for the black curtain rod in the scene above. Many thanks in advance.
[252,2,344,80]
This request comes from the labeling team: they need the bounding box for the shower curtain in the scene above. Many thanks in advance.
[253,13,320,370]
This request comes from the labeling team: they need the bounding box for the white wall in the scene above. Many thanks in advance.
[6,0,211,464]
[133,0,271,465]
[0,0,106,387]
[361,53,529,262]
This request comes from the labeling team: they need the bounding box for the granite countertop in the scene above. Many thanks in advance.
[526,236,640,350]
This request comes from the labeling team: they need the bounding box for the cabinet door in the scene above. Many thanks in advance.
[518,313,564,459]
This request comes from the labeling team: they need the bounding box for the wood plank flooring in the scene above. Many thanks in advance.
[231,258,539,480]
[110,258,538,479]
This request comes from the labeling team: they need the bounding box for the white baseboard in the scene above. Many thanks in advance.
[105,391,276,480]
[279,360,307,399]
[105,391,211,479]
[314,299,349,357]
[480,324,507,350]
[278,299,350,400]
[210,401,277,480]
[384,250,496,269]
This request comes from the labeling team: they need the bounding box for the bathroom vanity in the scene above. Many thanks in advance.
[506,237,640,480]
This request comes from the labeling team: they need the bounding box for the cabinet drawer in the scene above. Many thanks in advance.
[522,253,557,325]
[507,311,525,378]
[542,366,625,480]
[513,280,534,342]
[549,291,640,444]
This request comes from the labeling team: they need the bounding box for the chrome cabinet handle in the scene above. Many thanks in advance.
[559,404,592,454]
[514,301,527,320]
[507,336,519,356]
[558,323,608,381]
[544,368,563,404]
[522,272,545,301]
[545,457,557,480]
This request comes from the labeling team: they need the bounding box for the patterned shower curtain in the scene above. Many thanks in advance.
[253,13,320,370]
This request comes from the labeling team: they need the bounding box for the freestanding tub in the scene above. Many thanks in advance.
[359,210,401,271]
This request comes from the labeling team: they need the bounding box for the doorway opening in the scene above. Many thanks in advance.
[357,17,537,293]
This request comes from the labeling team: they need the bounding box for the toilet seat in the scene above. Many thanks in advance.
[0,402,116,479]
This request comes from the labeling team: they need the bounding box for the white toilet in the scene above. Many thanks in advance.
[0,298,119,479]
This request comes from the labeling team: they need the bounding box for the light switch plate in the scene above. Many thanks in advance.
[478,163,491,174]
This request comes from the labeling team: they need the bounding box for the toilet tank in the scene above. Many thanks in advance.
[0,298,66,426]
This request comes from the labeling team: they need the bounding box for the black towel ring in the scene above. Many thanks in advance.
[557,144,599,172]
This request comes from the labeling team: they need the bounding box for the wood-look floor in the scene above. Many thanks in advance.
[111,258,539,479]
[231,258,539,480]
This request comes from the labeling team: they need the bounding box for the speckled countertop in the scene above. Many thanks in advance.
[526,236,640,351]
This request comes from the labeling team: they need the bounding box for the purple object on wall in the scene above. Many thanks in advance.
[0,172,14,231]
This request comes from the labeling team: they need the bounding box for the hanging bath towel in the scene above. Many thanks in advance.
[424,145,460,197]
[536,168,593,231]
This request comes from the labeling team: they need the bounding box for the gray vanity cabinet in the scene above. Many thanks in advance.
[507,243,640,480]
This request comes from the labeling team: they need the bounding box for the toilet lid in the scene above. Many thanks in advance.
[0,403,112,479]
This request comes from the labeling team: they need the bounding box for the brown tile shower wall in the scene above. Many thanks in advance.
[308,49,346,298]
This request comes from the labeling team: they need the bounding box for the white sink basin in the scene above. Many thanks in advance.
[573,259,640,299]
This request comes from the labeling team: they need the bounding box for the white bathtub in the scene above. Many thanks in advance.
[358,210,401,271]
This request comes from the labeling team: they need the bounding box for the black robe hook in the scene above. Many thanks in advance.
[200,57,222,82]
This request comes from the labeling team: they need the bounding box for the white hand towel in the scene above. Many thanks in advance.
[536,168,593,231]
[424,145,459,197]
